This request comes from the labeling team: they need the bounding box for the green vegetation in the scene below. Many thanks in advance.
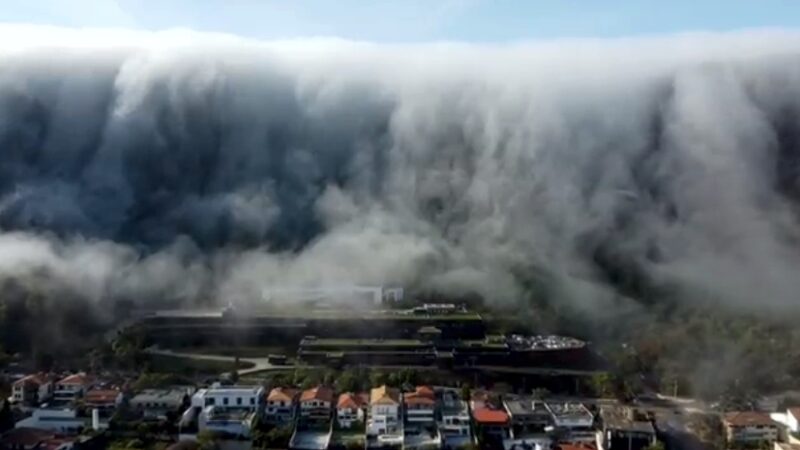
[302,338,426,347]
[145,354,253,375]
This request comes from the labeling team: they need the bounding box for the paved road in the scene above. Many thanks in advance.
[145,347,290,375]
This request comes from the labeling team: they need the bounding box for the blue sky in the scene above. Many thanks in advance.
[3,0,800,42]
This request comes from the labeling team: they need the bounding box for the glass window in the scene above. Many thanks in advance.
[223,398,229,406]
[237,397,242,405]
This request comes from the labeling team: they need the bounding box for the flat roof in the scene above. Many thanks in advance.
[504,398,549,417]
[131,389,187,403]
[545,402,594,420]
[600,407,655,433]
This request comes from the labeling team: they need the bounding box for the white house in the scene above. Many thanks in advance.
[299,386,334,422]
[545,402,595,442]
[15,408,87,434]
[53,373,93,402]
[130,389,189,419]
[404,386,436,423]
[11,374,54,405]
[439,390,471,450]
[264,387,297,424]
[724,412,779,445]
[337,392,367,428]
[368,385,402,438]
[191,384,265,438]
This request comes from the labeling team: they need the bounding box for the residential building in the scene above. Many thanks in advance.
[368,385,401,436]
[11,374,54,405]
[723,412,779,446]
[504,396,552,446]
[404,386,436,423]
[403,386,439,450]
[129,389,189,420]
[264,387,298,424]
[14,409,87,434]
[52,374,93,403]
[299,386,334,422]
[191,384,264,438]
[599,407,656,450]
[337,392,367,429]
[83,389,123,411]
[545,402,595,442]
[367,385,403,448]
[439,390,471,450]
[471,391,511,447]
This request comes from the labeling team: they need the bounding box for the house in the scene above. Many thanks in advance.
[438,390,471,450]
[368,385,401,436]
[191,384,264,438]
[503,397,552,439]
[0,427,58,450]
[264,387,297,424]
[471,391,511,446]
[367,385,403,448]
[11,374,54,405]
[723,411,779,446]
[404,386,436,423]
[129,389,189,420]
[337,392,367,429]
[14,409,87,434]
[52,374,93,403]
[83,389,123,411]
[545,402,595,442]
[299,386,334,422]
[599,407,656,450]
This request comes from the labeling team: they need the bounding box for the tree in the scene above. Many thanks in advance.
[197,430,222,450]
[335,369,360,393]
[644,441,665,450]
[460,384,472,402]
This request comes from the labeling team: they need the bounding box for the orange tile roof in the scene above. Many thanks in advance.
[84,389,120,404]
[724,411,775,427]
[337,392,368,409]
[415,386,435,399]
[58,373,92,386]
[300,386,334,404]
[473,407,509,425]
[371,385,400,405]
[268,387,298,403]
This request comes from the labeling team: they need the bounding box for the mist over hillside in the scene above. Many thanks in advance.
[1,26,800,316]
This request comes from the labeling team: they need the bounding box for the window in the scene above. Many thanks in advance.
[223,398,229,406]
[250,398,255,406]
[237,397,243,406]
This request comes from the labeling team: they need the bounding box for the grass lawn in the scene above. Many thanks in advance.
[146,354,254,375]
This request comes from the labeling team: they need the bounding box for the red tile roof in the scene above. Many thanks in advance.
[337,392,368,409]
[404,392,436,406]
[300,386,334,404]
[415,386,435,399]
[558,444,597,450]
[13,373,51,387]
[268,387,298,403]
[723,411,775,427]
[789,407,800,420]
[473,407,509,425]
[57,373,92,386]
[84,389,120,405]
